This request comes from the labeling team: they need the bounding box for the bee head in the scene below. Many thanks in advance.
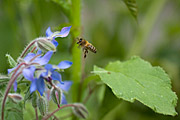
[77,37,83,44]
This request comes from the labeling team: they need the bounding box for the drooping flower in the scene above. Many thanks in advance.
[8,51,53,91]
[46,26,71,47]
[43,61,72,103]
[43,61,72,104]
[57,81,72,104]
[46,80,73,105]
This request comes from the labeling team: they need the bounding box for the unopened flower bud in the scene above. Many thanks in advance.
[72,103,88,119]
[51,87,61,108]
[37,96,47,116]
[8,93,23,102]
[35,37,56,52]
[32,92,37,108]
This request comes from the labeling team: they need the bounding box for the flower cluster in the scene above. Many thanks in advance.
[8,26,72,104]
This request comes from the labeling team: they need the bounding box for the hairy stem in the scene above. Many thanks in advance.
[35,107,38,120]
[42,104,77,120]
[11,63,26,79]
[20,40,36,58]
[1,71,23,120]
[1,62,26,120]
[30,46,37,53]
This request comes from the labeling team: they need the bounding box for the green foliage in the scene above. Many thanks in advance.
[0,75,9,87]
[123,0,138,21]
[1,0,180,119]
[128,0,167,57]
[6,54,17,68]
[52,0,71,18]
[93,56,177,116]
[5,99,24,120]
[97,87,121,119]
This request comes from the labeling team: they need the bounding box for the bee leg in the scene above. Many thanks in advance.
[83,49,88,58]
[83,48,86,58]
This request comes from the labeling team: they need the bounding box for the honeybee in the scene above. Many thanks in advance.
[77,37,97,58]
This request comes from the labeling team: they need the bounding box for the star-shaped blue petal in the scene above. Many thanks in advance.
[46,27,53,37]
[58,61,73,69]
[55,26,71,38]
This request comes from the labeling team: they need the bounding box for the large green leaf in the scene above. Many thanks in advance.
[93,56,177,116]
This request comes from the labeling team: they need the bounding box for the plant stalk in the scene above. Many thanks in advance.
[70,0,82,103]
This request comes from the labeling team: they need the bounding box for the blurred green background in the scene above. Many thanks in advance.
[0,0,180,120]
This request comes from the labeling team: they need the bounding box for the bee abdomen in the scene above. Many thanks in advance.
[88,44,97,53]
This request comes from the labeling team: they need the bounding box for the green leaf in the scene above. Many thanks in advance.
[0,74,9,80]
[123,0,138,21]
[0,74,9,87]
[6,54,17,68]
[5,99,24,120]
[93,56,177,116]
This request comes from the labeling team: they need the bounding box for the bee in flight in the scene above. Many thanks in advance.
[76,37,97,58]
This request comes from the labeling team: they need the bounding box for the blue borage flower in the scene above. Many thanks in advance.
[46,26,71,47]
[8,51,53,91]
[42,60,73,84]
[23,60,72,96]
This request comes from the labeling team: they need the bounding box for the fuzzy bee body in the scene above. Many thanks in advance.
[77,37,97,58]
[87,44,97,53]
